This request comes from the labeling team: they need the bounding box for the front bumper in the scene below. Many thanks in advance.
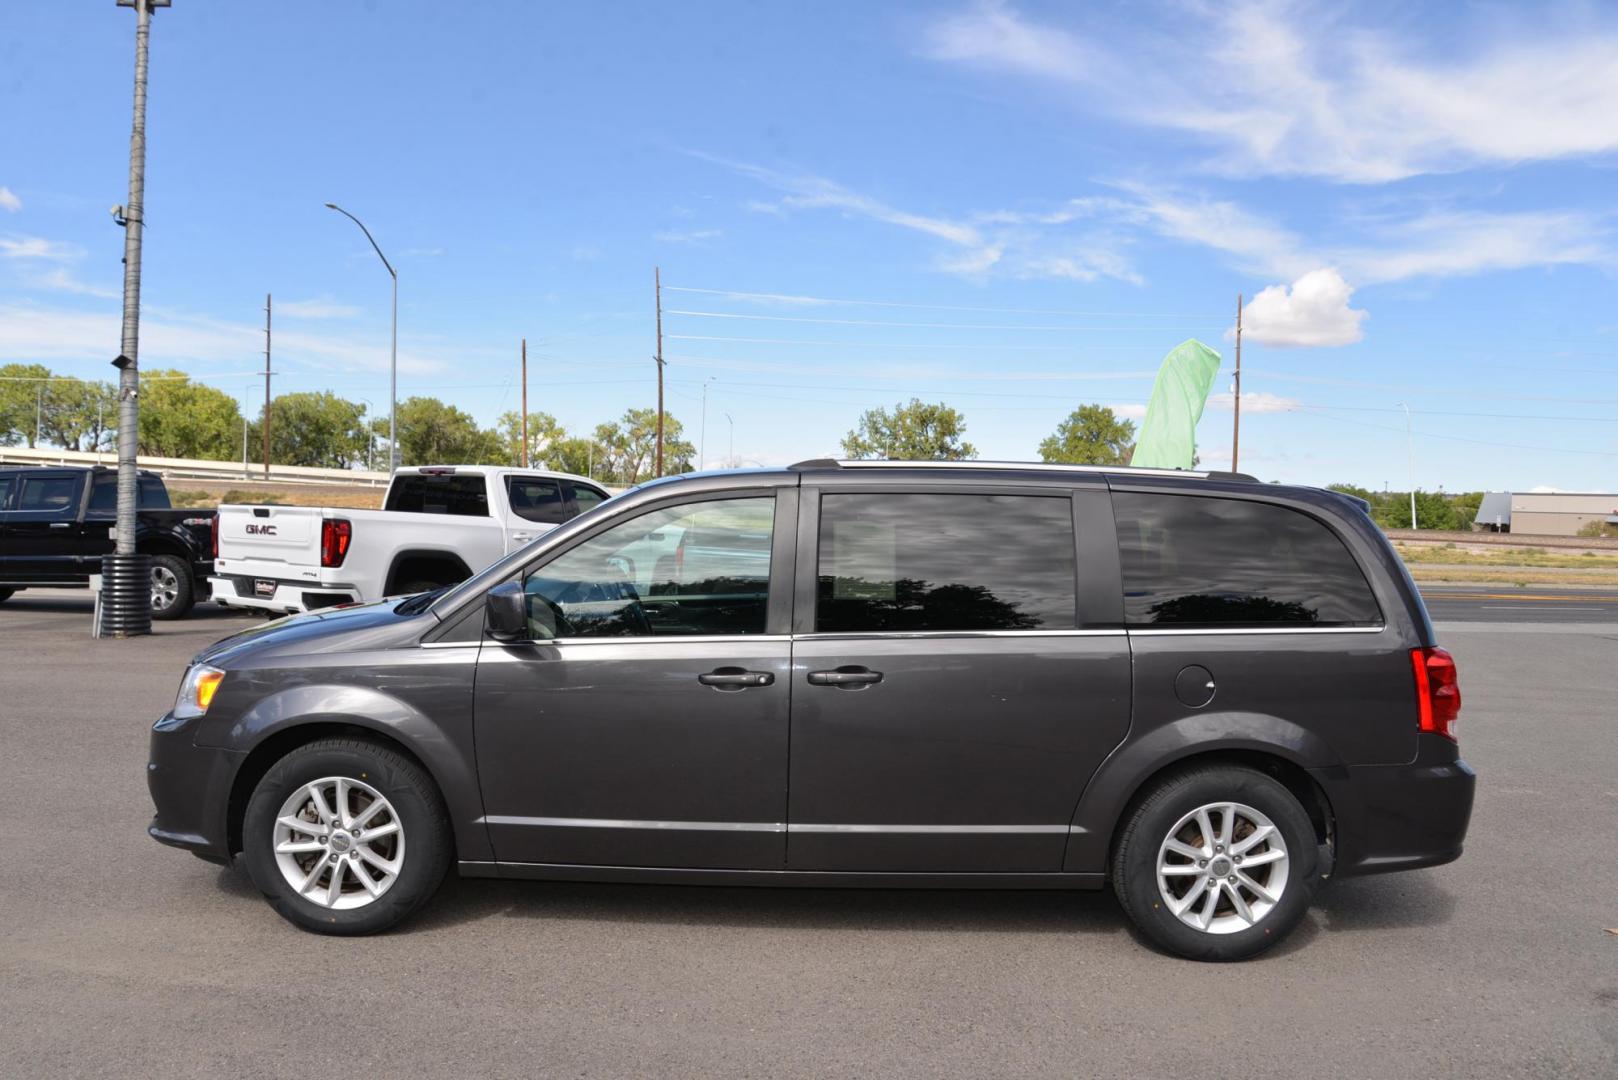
[210,574,359,615]
[147,711,244,862]
[1312,734,1476,877]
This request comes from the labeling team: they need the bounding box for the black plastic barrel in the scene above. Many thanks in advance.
[99,552,153,637]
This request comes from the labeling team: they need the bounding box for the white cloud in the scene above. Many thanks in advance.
[1242,269,1367,347]
[0,187,20,213]
[276,297,361,319]
[32,267,119,300]
[924,1,1618,182]
[0,236,77,260]
[1108,402,1148,421]
[654,228,723,245]
[1207,390,1302,413]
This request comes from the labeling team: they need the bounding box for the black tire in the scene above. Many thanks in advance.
[148,553,194,620]
[1111,765,1319,962]
[241,736,453,935]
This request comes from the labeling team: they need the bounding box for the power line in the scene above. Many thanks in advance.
[665,309,1218,332]
[662,285,1225,319]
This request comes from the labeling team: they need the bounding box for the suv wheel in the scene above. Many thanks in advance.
[1112,765,1318,961]
[149,554,193,620]
[241,737,452,935]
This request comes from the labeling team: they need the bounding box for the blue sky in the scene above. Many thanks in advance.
[3,0,1617,490]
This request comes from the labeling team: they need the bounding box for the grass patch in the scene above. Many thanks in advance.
[1394,543,1618,570]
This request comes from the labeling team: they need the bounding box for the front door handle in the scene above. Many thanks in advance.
[806,666,884,688]
[698,667,775,690]
[49,522,72,529]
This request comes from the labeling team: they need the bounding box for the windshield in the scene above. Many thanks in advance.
[427,492,618,617]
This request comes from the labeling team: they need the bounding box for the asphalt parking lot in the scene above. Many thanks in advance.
[2,589,1615,1078]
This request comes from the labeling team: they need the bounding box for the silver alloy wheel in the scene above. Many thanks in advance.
[150,563,180,612]
[272,776,405,910]
[1156,801,1289,935]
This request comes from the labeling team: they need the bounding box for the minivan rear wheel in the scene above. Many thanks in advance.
[241,737,452,935]
[1112,765,1318,961]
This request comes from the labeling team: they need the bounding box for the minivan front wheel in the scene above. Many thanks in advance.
[241,737,451,935]
[1112,765,1318,961]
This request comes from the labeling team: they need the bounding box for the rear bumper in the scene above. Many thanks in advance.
[1312,734,1476,877]
[147,711,243,861]
[209,574,360,614]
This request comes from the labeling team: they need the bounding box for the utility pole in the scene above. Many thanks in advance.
[520,338,529,468]
[654,266,666,477]
[1231,293,1243,473]
[35,383,43,446]
[1398,402,1417,529]
[263,293,272,478]
[106,0,169,637]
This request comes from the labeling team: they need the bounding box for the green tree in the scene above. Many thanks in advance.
[840,399,976,461]
[385,396,505,466]
[138,369,243,460]
[0,363,54,446]
[1038,404,1136,465]
[591,408,695,485]
[495,410,567,468]
[547,436,599,478]
[251,391,371,468]
[40,377,117,452]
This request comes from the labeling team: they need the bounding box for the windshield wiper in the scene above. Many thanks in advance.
[394,588,447,616]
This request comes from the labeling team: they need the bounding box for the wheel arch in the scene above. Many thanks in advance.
[1064,712,1341,875]
[383,549,474,594]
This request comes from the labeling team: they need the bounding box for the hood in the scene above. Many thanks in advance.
[194,597,433,668]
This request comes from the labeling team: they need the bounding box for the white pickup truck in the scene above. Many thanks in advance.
[210,466,611,614]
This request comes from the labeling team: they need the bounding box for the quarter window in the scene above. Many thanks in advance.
[521,497,774,638]
[815,493,1076,633]
[1113,493,1381,627]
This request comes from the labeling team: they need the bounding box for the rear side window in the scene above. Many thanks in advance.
[570,483,606,512]
[0,474,12,508]
[815,493,1076,633]
[507,477,567,524]
[89,473,166,510]
[1113,493,1381,627]
[384,475,489,517]
[18,474,78,512]
[138,476,169,508]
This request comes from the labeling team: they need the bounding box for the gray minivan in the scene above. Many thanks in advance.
[147,460,1474,960]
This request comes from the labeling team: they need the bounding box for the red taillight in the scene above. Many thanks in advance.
[1410,646,1461,742]
[320,518,352,568]
[210,515,219,559]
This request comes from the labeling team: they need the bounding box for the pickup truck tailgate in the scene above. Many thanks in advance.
[215,504,325,569]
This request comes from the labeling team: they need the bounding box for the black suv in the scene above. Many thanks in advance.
[147,461,1474,960]
[0,465,214,619]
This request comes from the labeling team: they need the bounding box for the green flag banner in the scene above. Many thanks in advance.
[1130,339,1222,469]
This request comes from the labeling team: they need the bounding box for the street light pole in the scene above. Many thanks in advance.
[325,203,397,470]
[699,376,716,469]
[1397,401,1417,530]
[724,412,734,469]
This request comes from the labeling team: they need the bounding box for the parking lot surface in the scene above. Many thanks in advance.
[2,590,1615,1078]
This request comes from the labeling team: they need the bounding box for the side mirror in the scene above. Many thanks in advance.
[485,581,527,641]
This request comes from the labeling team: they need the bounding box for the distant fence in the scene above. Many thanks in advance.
[1386,528,1618,552]
[0,446,390,487]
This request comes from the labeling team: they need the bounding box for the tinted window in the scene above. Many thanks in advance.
[18,474,78,512]
[384,474,489,516]
[522,497,773,638]
[507,477,567,524]
[0,474,13,509]
[570,483,606,512]
[816,493,1076,633]
[139,476,169,508]
[89,473,117,511]
[89,473,167,510]
[1114,493,1381,627]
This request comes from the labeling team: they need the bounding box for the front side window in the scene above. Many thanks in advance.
[815,493,1077,633]
[507,477,567,524]
[18,474,78,512]
[384,475,489,517]
[521,496,774,638]
[1114,493,1382,627]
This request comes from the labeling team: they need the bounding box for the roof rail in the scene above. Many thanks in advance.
[788,458,1257,482]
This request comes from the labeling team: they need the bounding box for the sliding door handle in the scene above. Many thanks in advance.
[807,667,883,688]
[698,668,775,690]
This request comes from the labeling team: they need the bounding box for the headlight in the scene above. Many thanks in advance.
[174,664,226,719]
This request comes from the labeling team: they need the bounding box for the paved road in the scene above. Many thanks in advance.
[1420,584,1618,625]
[1,595,1615,1077]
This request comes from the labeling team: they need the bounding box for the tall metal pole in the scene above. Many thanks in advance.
[654,266,665,477]
[520,338,529,468]
[325,203,397,470]
[262,293,272,478]
[1398,402,1417,529]
[725,412,734,468]
[35,383,43,446]
[699,376,715,470]
[1232,293,1242,473]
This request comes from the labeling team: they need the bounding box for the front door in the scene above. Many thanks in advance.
[786,486,1132,873]
[3,471,85,582]
[473,488,796,869]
